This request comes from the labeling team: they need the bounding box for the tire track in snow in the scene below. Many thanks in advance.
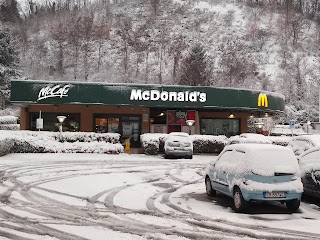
[0,158,320,239]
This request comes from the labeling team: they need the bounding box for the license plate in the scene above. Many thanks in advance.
[264,192,285,198]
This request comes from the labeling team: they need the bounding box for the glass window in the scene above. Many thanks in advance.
[95,118,108,133]
[94,114,141,148]
[201,118,240,137]
[29,112,80,132]
[108,118,120,133]
[215,150,234,168]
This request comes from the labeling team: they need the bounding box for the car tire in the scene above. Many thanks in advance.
[205,177,216,197]
[286,199,300,212]
[187,155,193,159]
[233,187,248,213]
[164,154,170,159]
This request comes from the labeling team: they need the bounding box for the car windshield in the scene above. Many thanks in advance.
[168,135,189,143]
[246,149,299,176]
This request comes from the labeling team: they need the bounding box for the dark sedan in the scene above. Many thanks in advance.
[298,147,320,198]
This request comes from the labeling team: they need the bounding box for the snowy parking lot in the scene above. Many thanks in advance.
[1,153,320,240]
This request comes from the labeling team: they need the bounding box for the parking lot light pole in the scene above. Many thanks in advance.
[186,120,195,135]
[307,121,311,134]
[57,116,66,141]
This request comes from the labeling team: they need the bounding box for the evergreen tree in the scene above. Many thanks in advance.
[0,26,19,108]
[0,0,21,23]
[179,43,209,86]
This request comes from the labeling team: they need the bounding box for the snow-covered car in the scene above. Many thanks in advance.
[205,144,303,213]
[164,132,193,159]
[287,134,320,156]
[298,146,320,198]
[228,133,272,145]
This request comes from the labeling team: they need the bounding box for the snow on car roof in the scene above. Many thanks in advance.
[240,133,268,139]
[222,144,299,176]
[298,146,320,176]
[224,143,292,153]
[293,134,320,145]
[168,132,189,136]
[299,145,320,158]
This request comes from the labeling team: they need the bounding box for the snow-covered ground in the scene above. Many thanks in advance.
[0,153,320,239]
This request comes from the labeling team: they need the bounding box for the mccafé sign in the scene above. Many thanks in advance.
[37,84,70,101]
[258,93,268,107]
[130,89,207,103]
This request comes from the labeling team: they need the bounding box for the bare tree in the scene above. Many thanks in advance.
[150,0,160,17]
[82,14,94,81]
[68,16,82,80]
[168,34,187,83]
[93,18,111,72]
[219,39,256,87]
[51,21,69,77]
[287,10,311,46]
[116,16,133,80]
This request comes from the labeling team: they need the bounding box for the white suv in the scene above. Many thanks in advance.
[164,132,193,159]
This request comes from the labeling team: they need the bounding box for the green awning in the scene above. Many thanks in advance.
[11,80,285,112]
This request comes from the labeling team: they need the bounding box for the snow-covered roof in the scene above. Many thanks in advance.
[293,134,320,145]
[222,144,299,176]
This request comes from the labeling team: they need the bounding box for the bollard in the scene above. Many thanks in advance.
[125,139,131,154]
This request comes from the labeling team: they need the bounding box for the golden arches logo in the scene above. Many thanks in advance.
[258,93,268,107]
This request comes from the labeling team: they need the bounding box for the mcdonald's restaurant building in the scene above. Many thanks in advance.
[10,80,285,148]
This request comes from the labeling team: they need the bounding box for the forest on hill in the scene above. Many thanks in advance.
[2,0,320,123]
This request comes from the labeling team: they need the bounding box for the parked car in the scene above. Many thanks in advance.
[287,135,320,156]
[205,144,303,212]
[298,146,320,198]
[228,133,272,145]
[164,132,193,159]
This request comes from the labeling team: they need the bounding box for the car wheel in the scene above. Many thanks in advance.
[164,154,170,159]
[187,155,193,159]
[286,199,300,212]
[233,187,248,213]
[205,177,216,197]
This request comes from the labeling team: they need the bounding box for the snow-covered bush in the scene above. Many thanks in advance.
[0,124,20,130]
[11,139,46,153]
[54,132,120,143]
[190,135,228,153]
[0,116,18,124]
[0,138,14,156]
[140,133,168,155]
[0,130,124,155]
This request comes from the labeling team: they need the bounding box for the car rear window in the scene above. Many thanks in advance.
[247,149,299,176]
[168,135,189,142]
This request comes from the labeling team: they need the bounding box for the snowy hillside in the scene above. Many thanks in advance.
[7,0,320,122]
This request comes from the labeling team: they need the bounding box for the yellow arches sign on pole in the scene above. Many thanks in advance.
[258,93,268,107]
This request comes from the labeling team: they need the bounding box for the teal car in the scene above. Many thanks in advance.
[205,144,303,212]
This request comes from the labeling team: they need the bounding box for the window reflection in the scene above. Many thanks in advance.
[30,113,80,132]
[94,115,141,148]
[201,118,240,137]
